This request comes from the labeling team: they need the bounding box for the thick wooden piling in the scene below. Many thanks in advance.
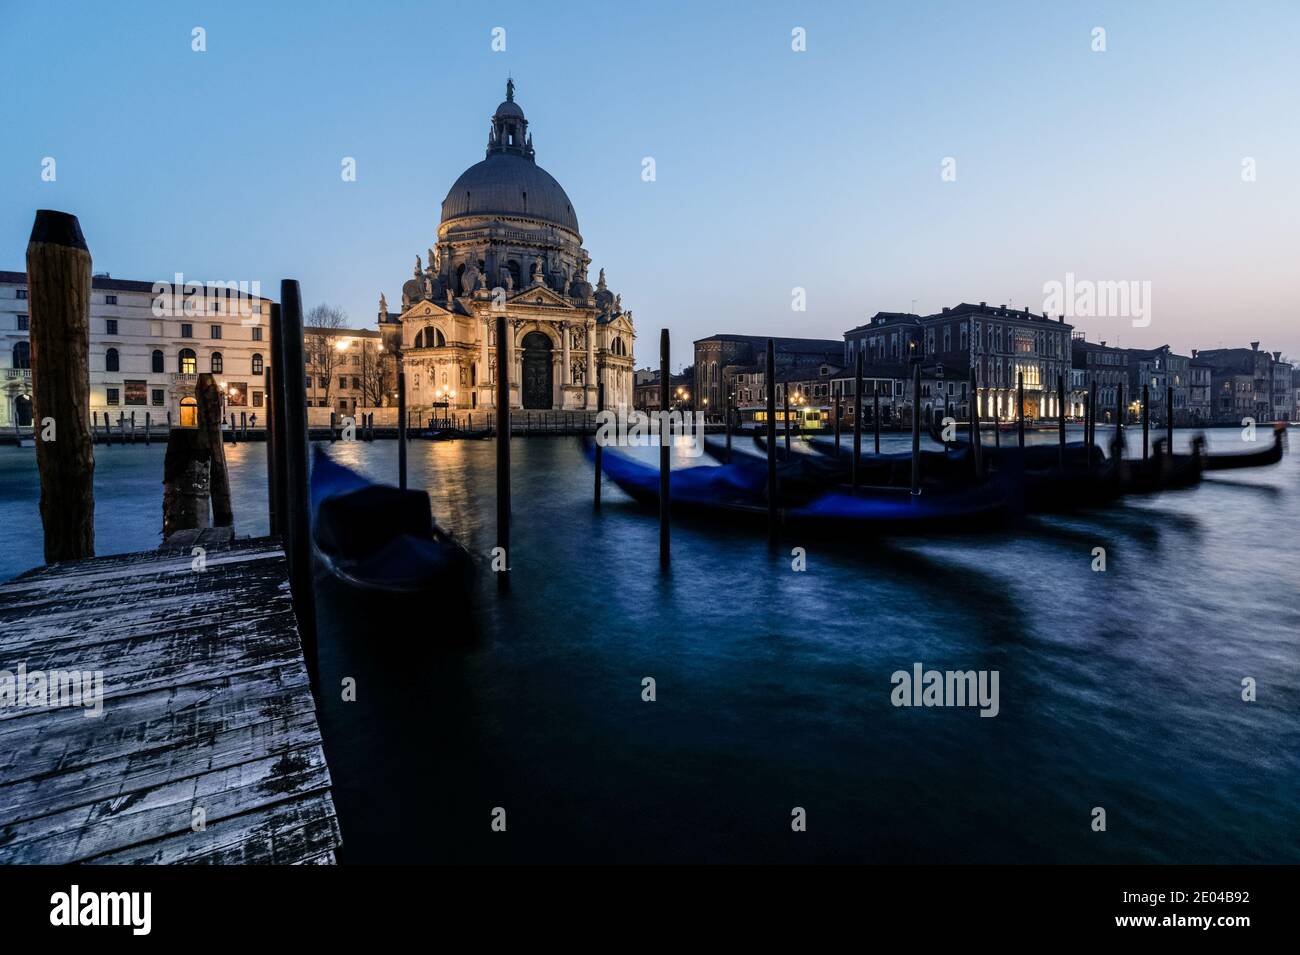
[852,351,863,488]
[593,363,603,507]
[275,280,318,680]
[910,362,922,496]
[144,411,151,446]
[659,328,670,568]
[724,382,732,462]
[1017,372,1025,449]
[397,370,407,490]
[495,314,510,592]
[130,412,136,443]
[1089,380,1097,463]
[196,373,233,527]
[970,367,982,478]
[329,412,336,442]
[27,209,95,563]
[1057,374,1066,470]
[766,339,777,541]
[1142,384,1150,461]
[161,428,211,537]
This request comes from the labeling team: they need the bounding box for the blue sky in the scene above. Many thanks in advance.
[3,0,1297,368]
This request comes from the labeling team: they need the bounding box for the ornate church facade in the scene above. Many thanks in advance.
[382,81,636,412]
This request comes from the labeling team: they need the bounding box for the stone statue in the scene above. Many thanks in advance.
[378,292,387,315]
[597,268,606,291]
[414,255,422,278]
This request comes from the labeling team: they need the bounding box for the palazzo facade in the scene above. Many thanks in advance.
[384,81,636,412]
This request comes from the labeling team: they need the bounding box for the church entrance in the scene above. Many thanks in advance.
[521,332,553,409]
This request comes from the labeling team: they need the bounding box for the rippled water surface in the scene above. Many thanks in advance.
[2,427,1297,863]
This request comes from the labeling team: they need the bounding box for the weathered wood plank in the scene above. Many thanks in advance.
[0,537,340,865]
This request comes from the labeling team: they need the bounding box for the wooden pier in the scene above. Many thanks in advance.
[0,537,341,864]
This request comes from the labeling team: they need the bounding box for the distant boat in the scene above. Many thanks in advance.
[1203,424,1286,471]
[310,447,473,596]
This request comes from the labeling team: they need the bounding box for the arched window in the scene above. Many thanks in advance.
[12,341,31,369]
[251,353,264,375]
[434,328,446,347]
[179,348,197,374]
[105,348,119,372]
[152,349,165,373]
[210,351,223,373]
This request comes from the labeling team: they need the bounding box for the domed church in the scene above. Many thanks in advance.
[382,80,636,412]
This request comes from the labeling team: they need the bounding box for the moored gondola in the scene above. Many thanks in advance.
[590,443,1007,535]
[310,447,474,596]
[1202,424,1286,471]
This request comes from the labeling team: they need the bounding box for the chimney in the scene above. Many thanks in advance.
[1057,314,1064,323]
[980,301,987,308]
[1273,351,1282,361]
[1191,349,1198,358]
[1251,341,1259,350]
[1100,341,1107,347]
[942,307,949,313]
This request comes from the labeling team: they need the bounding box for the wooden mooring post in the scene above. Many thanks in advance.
[1058,373,1066,470]
[724,381,733,462]
[197,373,233,527]
[593,362,603,507]
[658,328,670,568]
[264,304,284,536]
[910,362,922,496]
[1115,382,1125,458]
[495,314,511,592]
[970,366,982,478]
[1089,380,1097,464]
[275,280,318,680]
[783,382,791,456]
[1166,385,1174,452]
[873,379,881,455]
[1017,372,1025,449]
[765,338,777,542]
[852,350,862,488]
[397,370,408,490]
[27,209,95,563]
[1142,384,1150,461]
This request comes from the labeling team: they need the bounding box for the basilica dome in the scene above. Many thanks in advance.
[440,154,579,234]
[439,80,579,235]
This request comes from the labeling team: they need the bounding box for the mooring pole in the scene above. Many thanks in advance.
[970,367,982,479]
[724,383,732,462]
[852,350,863,488]
[27,209,95,563]
[397,371,408,489]
[1057,373,1066,470]
[1166,384,1174,453]
[782,382,791,456]
[659,329,670,568]
[910,362,922,495]
[276,280,317,683]
[766,339,777,541]
[197,373,233,527]
[1017,372,1025,449]
[593,361,604,508]
[496,314,510,592]
[833,397,841,451]
[873,380,881,455]
[1089,380,1098,463]
[145,411,151,447]
[1115,382,1125,459]
[1142,384,1150,461]
[266,303,288,538]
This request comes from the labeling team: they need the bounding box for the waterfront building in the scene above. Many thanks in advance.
[303,326,390,413]
[1269,351,1292,422]
[0,270,272,429]
[1124,345,1193,426]
[1195,343,1275,424]
[846,303,1073,423]
[632,367,691,412]
[1188,357,1213,424]
[1071,335,1131,423]
[693,334,841,415]
[381,81,636,414]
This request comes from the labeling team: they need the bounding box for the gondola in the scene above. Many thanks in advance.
[1203,424,1286,471]
[1114,437,1205,494]
[310,446,474,595]
[770,433,976,487]
[591,443,1007,535]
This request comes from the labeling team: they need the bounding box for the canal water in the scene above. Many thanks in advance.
[1,428,1297,863]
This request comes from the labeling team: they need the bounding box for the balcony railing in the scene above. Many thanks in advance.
[3,368,32,382]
